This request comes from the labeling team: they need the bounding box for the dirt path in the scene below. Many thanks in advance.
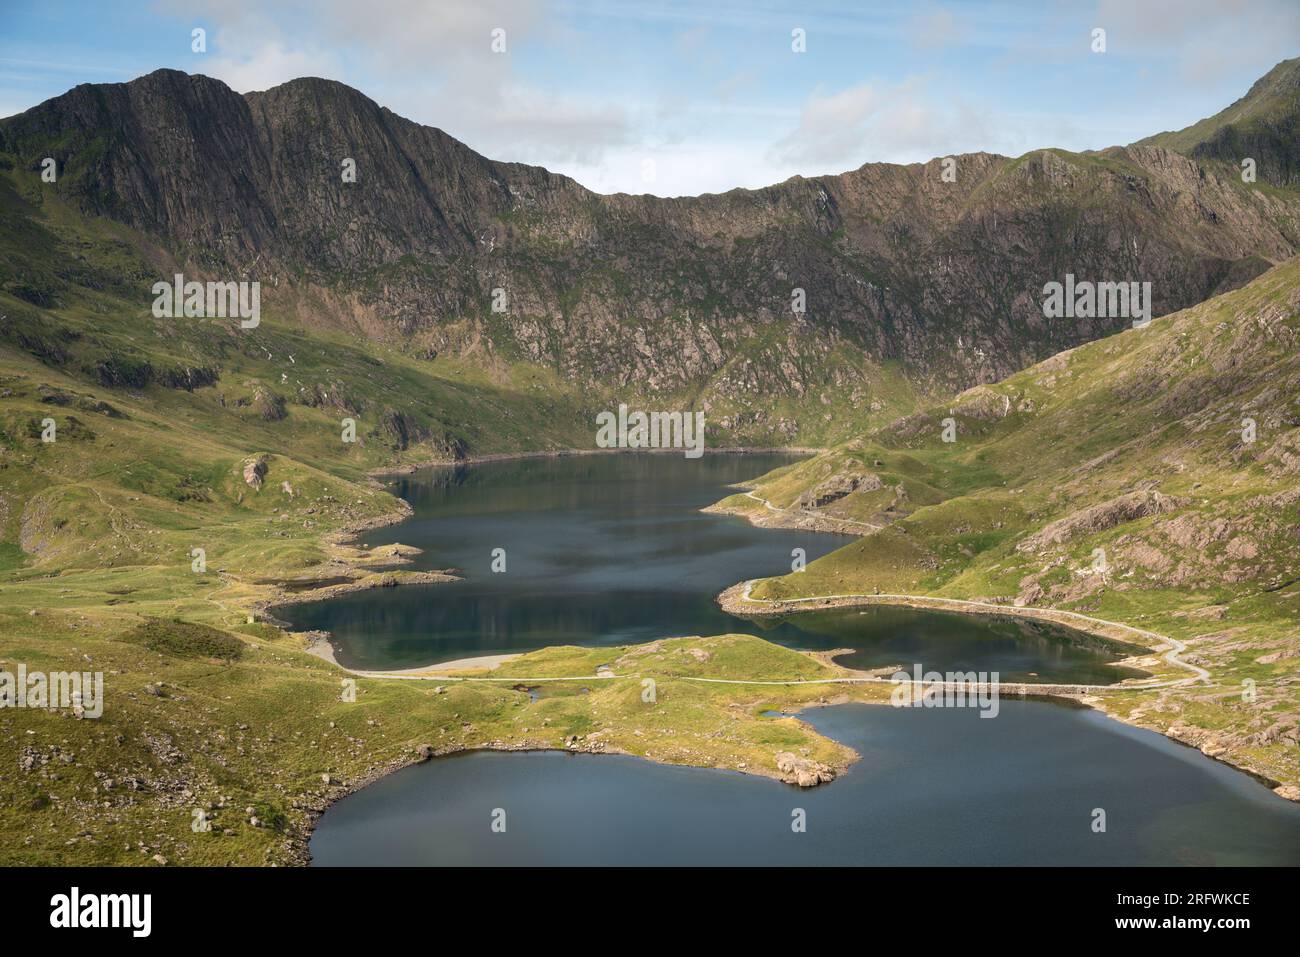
[730,579,1210,688]
[740,489,884,532]
[315,582,1209,693]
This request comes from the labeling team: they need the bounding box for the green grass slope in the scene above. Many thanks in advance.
[0,148,914,865]
[1138,56,1300,188]
[729,258,1300,791]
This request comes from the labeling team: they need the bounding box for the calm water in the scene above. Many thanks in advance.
[311,701,1300,866]
[301,454,1300,866]
[281,454,1142,682]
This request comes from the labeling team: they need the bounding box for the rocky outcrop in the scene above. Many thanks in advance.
[5,64,1300,409]
[1018,490,1184,552]
[952,385,1015,422]
[798,471,883,508]
[774,751,836,787]
[242,455,269,490]
[251,387,286,422]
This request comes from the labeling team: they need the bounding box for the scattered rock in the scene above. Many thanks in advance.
[798,470,882,509]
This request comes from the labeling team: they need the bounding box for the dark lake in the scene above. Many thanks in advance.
[297,454,1300,866]
[280,453,1143,683]
[310,700,1300,866]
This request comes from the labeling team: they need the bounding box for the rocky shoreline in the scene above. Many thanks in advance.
[259,450,1297,865]
[247,494,459,647]
[292,688,869,864]
[703,496,876,536]
[718,583,1299,804]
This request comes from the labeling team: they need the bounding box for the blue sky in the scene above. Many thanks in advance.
[2,1,1297,195]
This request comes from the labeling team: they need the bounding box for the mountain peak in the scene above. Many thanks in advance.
[1135,56,1300,185]
[3,60,1298,401]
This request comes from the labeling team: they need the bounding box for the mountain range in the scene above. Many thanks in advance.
[3,59,1299,448]
[0,58,1298,863]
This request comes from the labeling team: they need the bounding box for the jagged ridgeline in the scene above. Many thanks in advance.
[2,60,1299,451]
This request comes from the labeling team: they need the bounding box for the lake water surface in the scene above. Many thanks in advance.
[295,454,1300,865]
[283,454,1143,683]
[311,701,1300,866]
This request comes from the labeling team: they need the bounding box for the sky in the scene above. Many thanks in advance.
[1,0,1297,196]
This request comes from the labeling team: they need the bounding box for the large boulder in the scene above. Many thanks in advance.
[775,751,836,787]
[242,454,269,490]
[798,471,882,509]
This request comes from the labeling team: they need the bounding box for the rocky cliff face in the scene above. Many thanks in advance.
[1139,57,1300,189]
[3,61,1299,417]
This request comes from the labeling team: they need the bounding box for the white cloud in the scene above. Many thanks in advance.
[554,140,804,198]
[203,39,342,92]
[769,78,1002,172]
[484,86,630,165]
[908,8,965,51]
[1094,0,1300,86]
[160,0,631,170]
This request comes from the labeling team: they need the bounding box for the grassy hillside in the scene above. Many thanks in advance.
[0,147,913,865]
[0,612,872,864]
[715,257,1300,791]
[1138,57,1300,187]
[3,62,1300,866]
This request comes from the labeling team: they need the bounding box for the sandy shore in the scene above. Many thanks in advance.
[354,652,523,675]
[301,640,522,675]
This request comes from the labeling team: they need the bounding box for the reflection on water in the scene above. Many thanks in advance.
[281,454,1143,683]
[310,701,1300,866]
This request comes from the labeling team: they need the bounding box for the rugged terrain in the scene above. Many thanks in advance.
[710,257,1300,793]
[1,59,1298,864]
[4,60,1300,447]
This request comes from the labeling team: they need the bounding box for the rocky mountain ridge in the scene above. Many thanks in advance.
[3,60,1300,426]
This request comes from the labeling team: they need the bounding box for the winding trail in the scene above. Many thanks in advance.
[337,579,1209,694]
[318,484,1208,693]
[724,580,1210,691]
[741,490,883,532]
[716,493,1209,690]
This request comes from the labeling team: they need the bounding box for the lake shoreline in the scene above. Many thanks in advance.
[290,616,1297,866]
[271,447,818,667]
[250,494,460,662]
[296,662,865,865]
[368,445,821,476]
[307,693,1300,866]
[272,449,1296,864]
[717,582,1299,803]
